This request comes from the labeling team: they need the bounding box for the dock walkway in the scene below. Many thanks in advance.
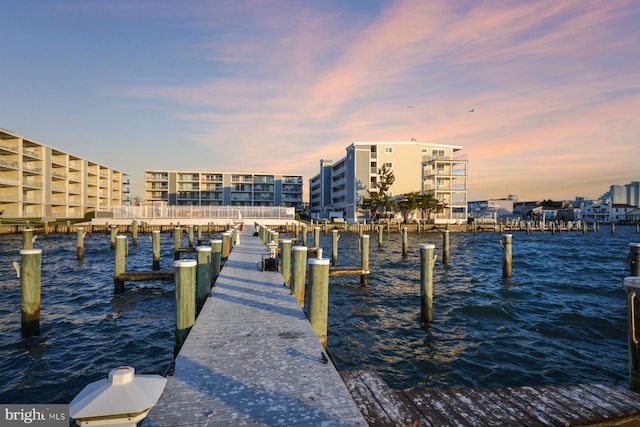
[143,226,367,426]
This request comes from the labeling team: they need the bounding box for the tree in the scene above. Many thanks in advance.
[360,165,395,221]
[397,191,422,223]
[418,192,446,223]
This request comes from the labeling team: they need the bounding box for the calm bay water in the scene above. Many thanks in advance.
[0,225,636,403]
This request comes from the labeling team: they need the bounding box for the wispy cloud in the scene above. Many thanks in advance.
[9,0,638,200]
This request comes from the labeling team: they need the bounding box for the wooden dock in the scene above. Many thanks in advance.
[341,370,640,426]
[143,226,367,426]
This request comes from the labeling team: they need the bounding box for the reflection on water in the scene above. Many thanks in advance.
[0,226,637,403]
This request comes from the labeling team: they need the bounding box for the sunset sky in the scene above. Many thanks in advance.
[1,0,638,202]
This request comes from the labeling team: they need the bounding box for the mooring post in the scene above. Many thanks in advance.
[361,234,370,285]
[291,246,308,308]
[77,227,84,260]
[174,259,196,352]
[378,224,383,247]
[583,221,587,234]
[114,235,127,292]
[20,248,42,337]
[308,257,330,349]
[630,243,640,276]
[281,239,292,286]
[502,234,513,278]
[211,239,222,285]
[442,229,450,265]
[625,276,640,392]
[22,229,34,250]
[420,243,435,323]
[313,227,320,249]
[222,232,231,261]
[301,224,308,246]
[132,220,138,246]
[331,230,339,266]
[110,225,118,249]
[152,230,161,270]
[187,225,194,247]
[173,227,181,260]
[611,222,616,236]
[196,246,212,311]
[402,227,408,257]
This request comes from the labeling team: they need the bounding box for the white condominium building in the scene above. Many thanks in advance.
[0,128,129,219]
[144,170,304,212]
[309,140,468,223]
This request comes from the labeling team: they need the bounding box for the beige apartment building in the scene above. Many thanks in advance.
[309,140,468,223]
[144,170,304,212]
[0,128,129,219]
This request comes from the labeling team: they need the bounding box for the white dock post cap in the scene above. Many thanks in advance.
[419,244,435,249]
[281,239,292,244]
[625,277,640,289]
[195,246,212,252]
[630,243,640,248]
[212,239,222,244]
[291,245,307,251]
[19,248,42,255]
[69,366,167,425]
[174,259,197,268]
[308,258,330,266]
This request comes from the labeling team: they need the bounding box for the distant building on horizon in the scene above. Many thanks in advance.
[601,182,640,207]
[309,140,468,223]
[0,128,129,219]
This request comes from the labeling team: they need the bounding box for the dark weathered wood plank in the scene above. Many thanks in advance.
[341,370,417,427]
[114,270,174,281]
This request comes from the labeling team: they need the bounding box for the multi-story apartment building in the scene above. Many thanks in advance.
[0,128,129,219]
[309,141,468,223]
[144,170,304,212]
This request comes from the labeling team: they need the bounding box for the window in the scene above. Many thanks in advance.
[385,147,393,153]
[384,162,393,168]
[432,149,445,157]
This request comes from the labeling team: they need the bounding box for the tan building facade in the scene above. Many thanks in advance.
[0,128,129,219]
[309,140,468,223]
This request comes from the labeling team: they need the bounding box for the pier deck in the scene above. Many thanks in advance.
[143,226,367,426]
[342,369,640,426]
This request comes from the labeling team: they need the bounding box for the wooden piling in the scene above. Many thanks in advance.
[174,227,181,260]
[132,220,138,246]
[77,227,84,260]
[402,227,408,257]
[211,239,222,284]
[22,229,34,250]
[308,257,330,349]
[378,225,383,247]
[625,276,640,392]
[280,240,292,286]
[331,230,339,266]
[420,243,434,323]
[196,246,212,310]
[110,225,118,249]
[20,248,42,337]
[630,243,640,277]
[313,227,320,248]
[301,224,308,246]
[174,259,196,351]
[222,232,231,261]
[502,234,512,278]
[442,229,450,265]
[152,230,161,270]
[612,222,616,236]
[291,246,307,308]
[361,234,370,285]
[114,235,127,292]
[188,225,194,247]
